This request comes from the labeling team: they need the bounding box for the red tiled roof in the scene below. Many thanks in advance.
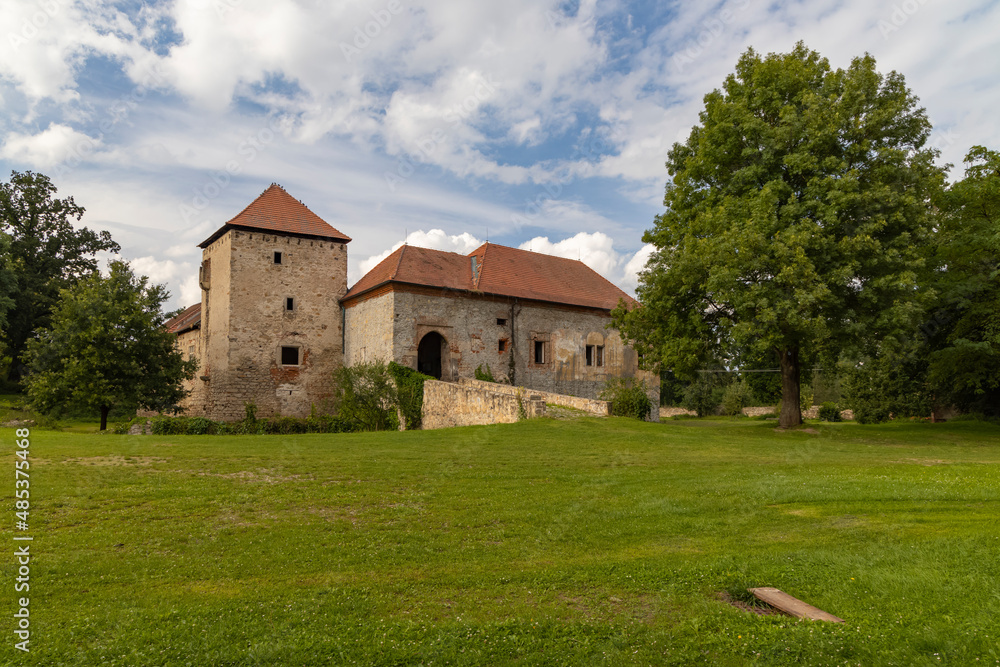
[165,303,201,334]
[199,184,351,248]
[343,242,636,311]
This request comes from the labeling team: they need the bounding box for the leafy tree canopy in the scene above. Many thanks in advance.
[926,146,1000,414]
[0,171,120,381]
[614,43,946,427]
[24,260,196,430]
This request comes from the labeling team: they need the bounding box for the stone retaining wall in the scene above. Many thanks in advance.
[421,380,546,430]
[458,378,610,417]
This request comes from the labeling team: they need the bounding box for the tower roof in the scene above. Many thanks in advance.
[198,184,351,248]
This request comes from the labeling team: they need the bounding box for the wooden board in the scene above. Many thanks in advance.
[749,587,844,623]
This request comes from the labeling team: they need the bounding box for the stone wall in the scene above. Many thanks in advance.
[660,406,698,418]
[421,380,545,429]
[196,229,348,420]
[343,289,395,366]
[378,287,658,409]
[458,378,610,416]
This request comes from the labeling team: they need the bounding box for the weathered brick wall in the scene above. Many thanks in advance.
[343,291,395,365]
[458,378,610,416]
[198,229,348,420]
[421,379,545,429]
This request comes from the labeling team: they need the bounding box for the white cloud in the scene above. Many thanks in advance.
[128,256,200,306]
[518,231,652,295]
[0,123,101,167]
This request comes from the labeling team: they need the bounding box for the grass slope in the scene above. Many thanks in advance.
[3,417,1000,665]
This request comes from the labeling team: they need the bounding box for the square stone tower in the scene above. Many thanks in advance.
[194,184,351,420]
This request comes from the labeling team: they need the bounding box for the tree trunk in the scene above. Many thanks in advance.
[100,406,110,432]
[779,348,802,428]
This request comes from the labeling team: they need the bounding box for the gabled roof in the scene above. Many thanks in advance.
[166,303,201,334]
[199,184,351,248]
[343,242,636,311]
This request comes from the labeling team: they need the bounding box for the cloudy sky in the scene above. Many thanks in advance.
[1,0,997,310]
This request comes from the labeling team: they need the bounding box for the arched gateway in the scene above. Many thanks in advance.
[417,331,446,379]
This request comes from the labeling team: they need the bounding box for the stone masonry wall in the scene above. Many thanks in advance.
[458,378,610,416]
[343,290,394,366]
[175,327,206,414]
[198,230,348,420]
[421,379,545,429]
[387,288,658,413]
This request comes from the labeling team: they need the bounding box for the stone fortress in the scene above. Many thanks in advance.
[166,184,658,421]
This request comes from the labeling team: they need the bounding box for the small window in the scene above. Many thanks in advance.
[285,297,295,311]
[188,345,195,359]
[534,340,545,364]
[281,346,299,365]
[496,318,507,326]
[273,251,283,264]
[586,345,594,366]
[498,339,507,352]
[596,345,604,367]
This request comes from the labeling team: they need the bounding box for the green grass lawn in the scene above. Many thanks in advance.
[3,416,1000,665]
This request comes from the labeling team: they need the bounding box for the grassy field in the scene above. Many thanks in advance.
[2,415,1000,665]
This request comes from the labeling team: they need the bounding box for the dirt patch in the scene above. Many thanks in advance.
[193,469,312,484]
[63,456,168,466]
[893,458,950,466]
[718,591,784,617]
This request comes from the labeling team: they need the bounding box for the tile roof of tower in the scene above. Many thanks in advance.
[198,184,351,248]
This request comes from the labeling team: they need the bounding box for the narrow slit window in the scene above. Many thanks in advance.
[596,345,604,367]
[498,339,507,352]
[273,251,283,264]
[281,346,299,365]
[285,297,295,311]
[534,340,544,364]
[586,345,594,366]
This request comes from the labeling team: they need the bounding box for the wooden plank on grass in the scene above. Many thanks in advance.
[749,587,844,623]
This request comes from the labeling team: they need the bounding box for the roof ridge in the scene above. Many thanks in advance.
[391,244,407,281]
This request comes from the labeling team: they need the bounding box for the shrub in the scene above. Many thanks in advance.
[720,381,753,416]
[682,376,725,417]
[188,416,216,435]
[818,402,842,422]
[389,361,433,430]
[600,376,652,420]
[474,364,497,383]
[332,361,398,432]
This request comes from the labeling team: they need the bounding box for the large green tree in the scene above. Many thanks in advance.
[614,43,945,427]
[0,171,120,382]
[24,260,196,430]
[926,146,1000,414]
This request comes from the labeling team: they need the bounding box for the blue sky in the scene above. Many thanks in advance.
[1,0,998,310]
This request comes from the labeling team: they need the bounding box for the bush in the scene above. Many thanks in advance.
[188,416,215,435]
[118,412,354,435]
[853,402,891,425]
[600,376,652,420]
[474,364,497,383]
[818,402,842,422]
[682,376,725,417]
[720,381,753,416]
[389,361,433,430]
[332,361,399,432]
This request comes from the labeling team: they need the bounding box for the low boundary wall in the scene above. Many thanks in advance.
[422,380,546,430]
[458,378,611,417]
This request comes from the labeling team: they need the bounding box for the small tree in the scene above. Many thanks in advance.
[24,261,196,430]
[331,361,399,431]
